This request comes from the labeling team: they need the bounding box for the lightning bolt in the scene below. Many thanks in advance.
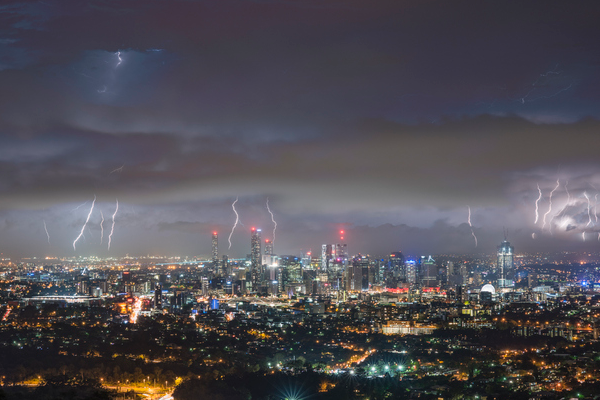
[266,197,277,244]
[100,211,105,245]
[584,192,593,227]
[595,193,598,223]
[542,179,560,231]
[555,180,572,219]
[71,200,89,212]
[467,206,477,247]
[534,184,542,224]
[110,165,124,174]
[73,196,96,251]
[108,199,119,251]
[43,220,50,244]
[115,51,122,67]
[228,197,239,250]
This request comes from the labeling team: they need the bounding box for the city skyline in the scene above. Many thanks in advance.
[2,1,600,258]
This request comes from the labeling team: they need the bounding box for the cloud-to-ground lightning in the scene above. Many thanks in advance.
[467,206,477,247]
[73,196,96,251]
[228,197,240,250]
[595,193,598,223]
[43,220,50,244]
[534,184,542,224]
[542,179,560,231]
[108,199,119,251]
[100,211,105,245]
[584,192,593,227]
[266,197,277,244]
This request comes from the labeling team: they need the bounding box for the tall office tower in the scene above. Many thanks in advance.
[264,239,274,256]
[335,244,348,265]
[212,232,218,264]
[251,228,262,289]
[420,255,438,287]
[201,277,209,296]
[405,259,418,285]
[321,244,335,270]
[388,252,405,284]
[281,256,302,287]
[154,283,163,308]
[301,252,313,270]
[497,240,514,287]
[347,254,369,291]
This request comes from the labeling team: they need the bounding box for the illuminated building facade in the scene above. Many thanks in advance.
[212,232,218,264]
[497,240,514,287]
[251,228,262,289]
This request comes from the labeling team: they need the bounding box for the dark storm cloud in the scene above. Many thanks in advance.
[1,0,600,257]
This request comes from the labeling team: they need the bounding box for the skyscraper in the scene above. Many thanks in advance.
[264,238,273,256]
[387,251,404,285]
[251,228,262,290]
[321,244,335,270]
[212,232,218,264]
[420,255,438,288]
[497,240,514,287]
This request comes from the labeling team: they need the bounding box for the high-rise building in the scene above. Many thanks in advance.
[346,254,369,291]
[405,259,418,285]
[336,244,348,265]
[154,283,163,308]
[387,252,404,284]
[321,244,335,270]
[251,228,262,289]
[212,232,218,264]
[497,240,514,287]
[264,239,273,256]
[420,256,438,287]
[281,256,302,287]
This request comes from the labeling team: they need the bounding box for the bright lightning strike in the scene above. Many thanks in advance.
[467,206,477,247]
[584,191,592,227]
[100,211,105,245]
[266,197,277,244]
[542,179,560,231]
[108,199,119,251]
[110,165,124,174]
[115,51,122,67]
[595,194,598,223]
[43,220,50,244]
[534,184,542,224]
[73,196,96,251]
[228,197,240,250]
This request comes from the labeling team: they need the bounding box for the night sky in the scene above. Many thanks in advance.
[1,0,600,259]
